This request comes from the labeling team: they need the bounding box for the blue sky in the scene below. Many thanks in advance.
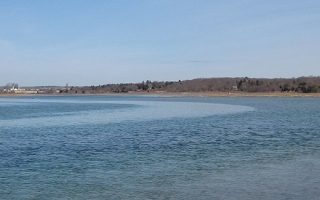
[0,0,319,86]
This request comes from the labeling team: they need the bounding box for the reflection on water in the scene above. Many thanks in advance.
[0,98,254,127]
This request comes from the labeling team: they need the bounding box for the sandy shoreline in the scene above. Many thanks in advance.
[174,91,320,97]
[1,91,320,97]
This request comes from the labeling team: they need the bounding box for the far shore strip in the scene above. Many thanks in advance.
[1,91,320,97]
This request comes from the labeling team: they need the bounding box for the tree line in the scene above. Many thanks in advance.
[50,76,320,94]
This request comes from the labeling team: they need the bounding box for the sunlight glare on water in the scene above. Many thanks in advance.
[0,99,254,127]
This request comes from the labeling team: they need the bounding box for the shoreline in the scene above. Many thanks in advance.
[1,91,320,97]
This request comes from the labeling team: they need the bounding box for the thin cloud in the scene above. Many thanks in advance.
[186,60,238,63]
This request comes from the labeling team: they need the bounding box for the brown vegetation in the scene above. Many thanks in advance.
[50,76,320,95]
[2,76,320,95]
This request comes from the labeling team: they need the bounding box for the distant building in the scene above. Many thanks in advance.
[232,86,238,91]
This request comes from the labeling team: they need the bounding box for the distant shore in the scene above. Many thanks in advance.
[1,91,320,97]
[131,91,320,97]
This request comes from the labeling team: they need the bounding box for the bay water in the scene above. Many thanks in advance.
[0,95,319,199]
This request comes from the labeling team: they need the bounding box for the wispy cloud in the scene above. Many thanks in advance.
[186,60,238,63]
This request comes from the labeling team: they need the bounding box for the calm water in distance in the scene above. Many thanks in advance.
[0,95,319,199]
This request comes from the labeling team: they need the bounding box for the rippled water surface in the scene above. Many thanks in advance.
[0,95,319,199]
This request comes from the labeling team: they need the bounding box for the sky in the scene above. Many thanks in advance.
[0,0,319,86]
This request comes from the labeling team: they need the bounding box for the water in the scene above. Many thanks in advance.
[0,95,319,199]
